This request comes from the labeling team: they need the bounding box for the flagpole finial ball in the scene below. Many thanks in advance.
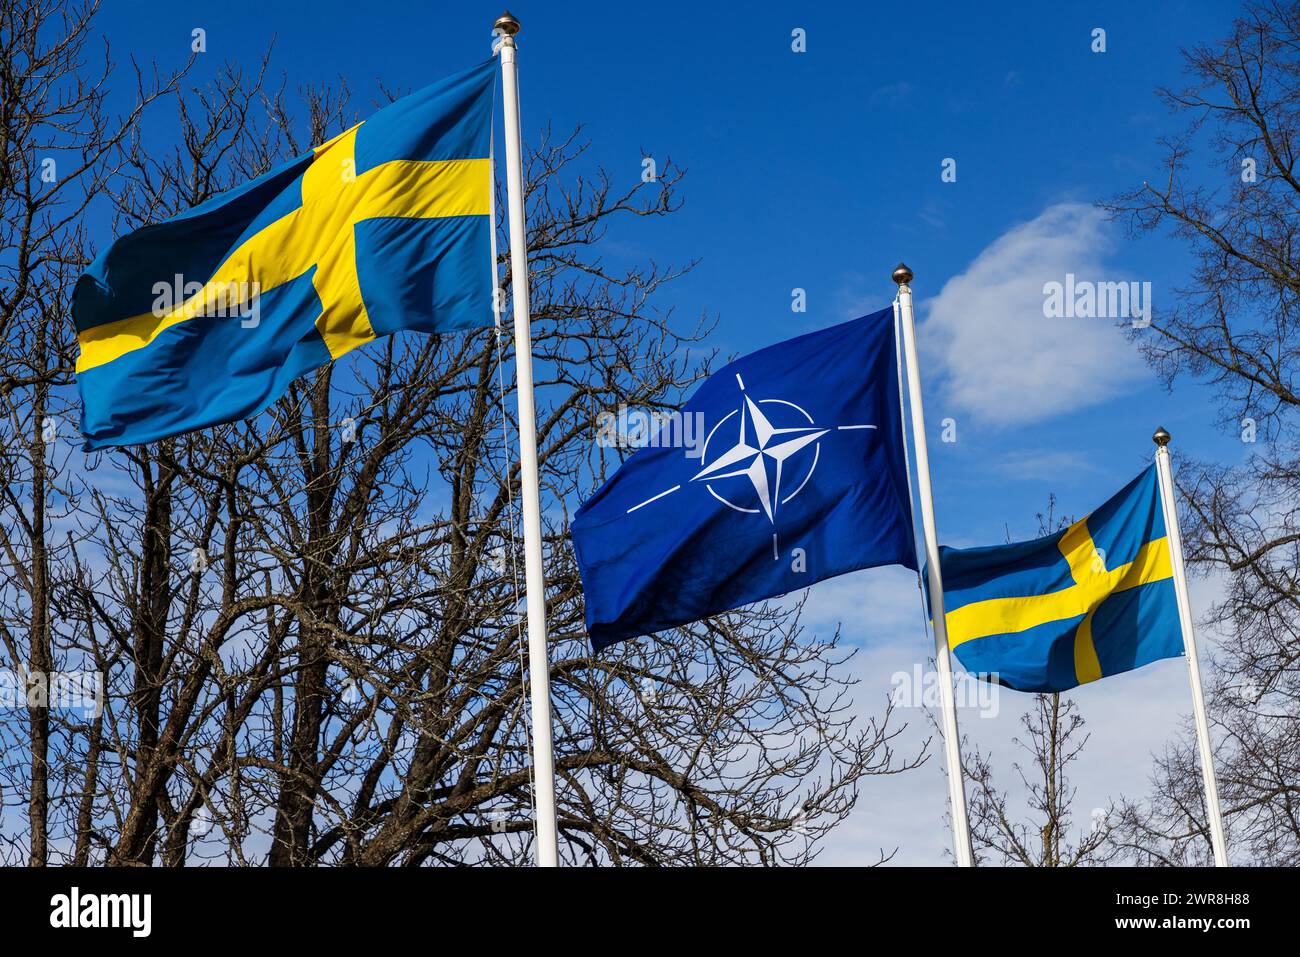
[494,11,521,36]
[892,262,913,286]
[1153,427,1171,447]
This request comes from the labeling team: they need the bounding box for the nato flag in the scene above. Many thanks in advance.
[572,308,918,651]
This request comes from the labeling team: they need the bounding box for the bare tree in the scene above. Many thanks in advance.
[1,5,928,866]
[950,498,1118,866]
[964,694,1119,866]
[0,0,184,866]
[1103,0,1300,865]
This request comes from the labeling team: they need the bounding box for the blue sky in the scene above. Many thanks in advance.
[95,0,1244,511]
[90,0,1249,863]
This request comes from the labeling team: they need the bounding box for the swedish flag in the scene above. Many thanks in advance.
[939,465,1185,692]
[74,59,497,450]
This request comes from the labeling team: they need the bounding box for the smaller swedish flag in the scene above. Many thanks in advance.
[939,465,1185,692]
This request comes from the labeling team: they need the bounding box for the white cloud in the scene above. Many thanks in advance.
[800,564,1230,865]
[922,202,1148,427]
[986,448,1100,483]
[797,565,924,640]
[820,631,1194,865]
[869,82,913,108]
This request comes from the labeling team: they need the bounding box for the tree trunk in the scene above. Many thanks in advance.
[271,371,335,865]
[26,356,50,866]
[113,455,174,864]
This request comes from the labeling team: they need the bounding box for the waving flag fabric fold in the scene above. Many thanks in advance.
[74,58,497,449]
[939,465,1184,692]
[572,308,918,651]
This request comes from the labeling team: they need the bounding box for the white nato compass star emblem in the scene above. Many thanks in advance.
[625,372,878,558]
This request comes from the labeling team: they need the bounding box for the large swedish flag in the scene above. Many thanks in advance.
[939,465,1185,692]
[74,59,497,450]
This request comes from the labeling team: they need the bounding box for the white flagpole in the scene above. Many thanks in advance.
[893,264,974,867]
[495,11,559,868]
[1152,427,1229,867]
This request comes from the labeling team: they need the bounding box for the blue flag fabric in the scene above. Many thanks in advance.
[939,465,1185,692]
[74,58,497,450]
[572,308,918,651]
